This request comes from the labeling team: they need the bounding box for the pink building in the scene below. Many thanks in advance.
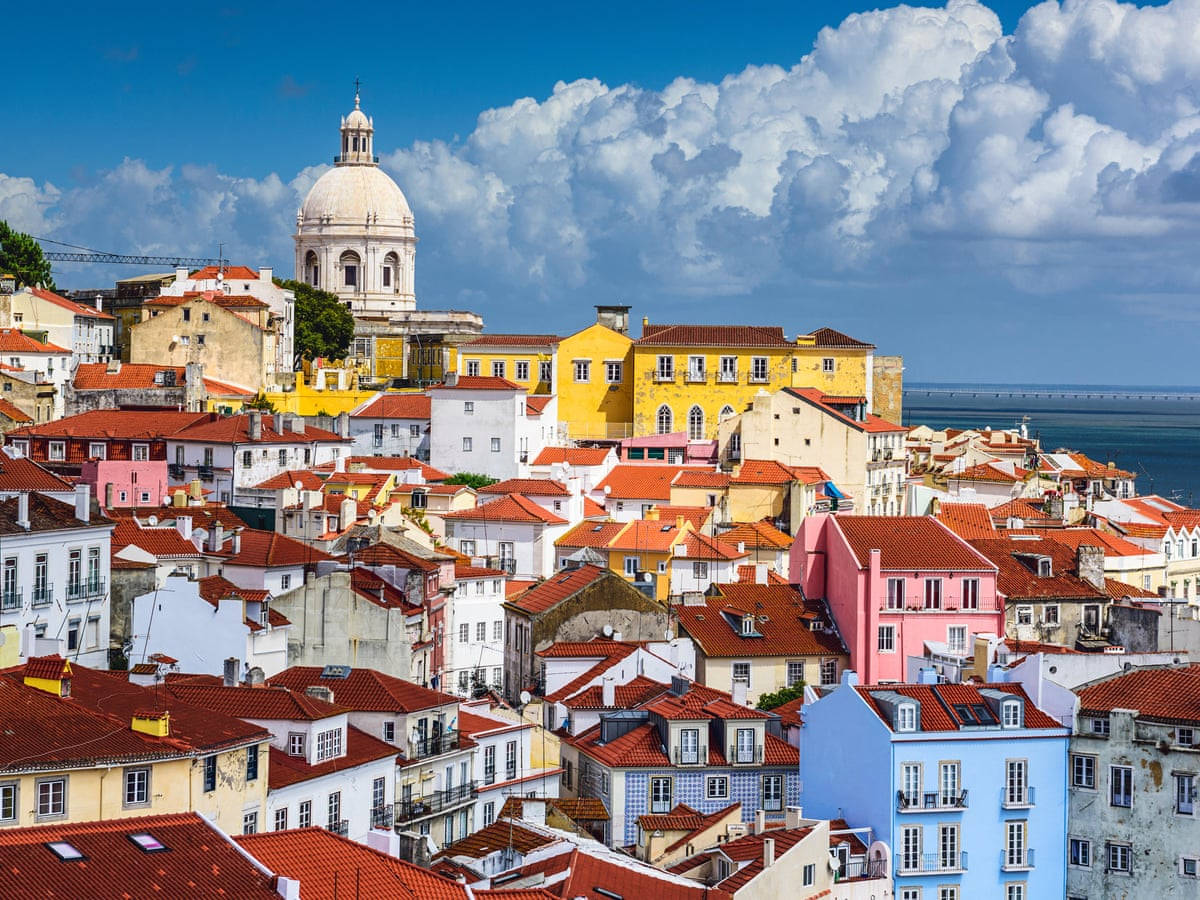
[792,514,1001,682]
[80,459,170,508]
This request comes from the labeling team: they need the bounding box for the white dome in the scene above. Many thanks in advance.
[344,108,370,129]
[299,165,412,226]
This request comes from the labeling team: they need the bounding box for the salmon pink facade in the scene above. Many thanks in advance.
[792,514,1001,682]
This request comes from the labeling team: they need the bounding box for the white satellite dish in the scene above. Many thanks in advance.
[519,690,532,705]
[664,629,674,641]
[827,852,842,872]
[602,624,614,637]
[148,515,158,526]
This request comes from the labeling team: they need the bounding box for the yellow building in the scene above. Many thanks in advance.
[556,308,635,441]
[2,659,270,835]
[790,326,875,398]
[456,334,560,394]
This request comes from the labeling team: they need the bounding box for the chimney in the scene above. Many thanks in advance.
[94,294,103,311]
[755,563,768,585]
[917,667,939,685]
[74,483,91,523]
[106,358,121,375]
[246,667,265,687]
[731,680,748,707]
[232,531,242,554]
[305,685,334,704]
[248,410,262,441]
[602,676,615,707]
[16,492,29,530]
[273,413,284,435]
[258,266,272,283]
[334,454,346,473]
[340,496,358,527]
[754,809,766,834]
[1076,545,1106,591]
[444,371,458,387]
[523,799,546,826]
[189,478,203,500]
[785,806,803,830]
[762,837,775,868]
[208,521,225,552]
[175,514,193,541]
[223,657,240,687]
[275,877,301,900]
[175,267,188,281]
[337,411,350,439]
[594,305,631,335]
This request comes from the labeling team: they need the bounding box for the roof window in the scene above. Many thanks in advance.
[320,664,352,679]
[897,703,917,732]
[128,833,169,853]
[46,841,85,861]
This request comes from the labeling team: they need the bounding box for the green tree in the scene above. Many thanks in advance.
[756,682,806,711]
[0,221,54,290]
[444,472,499,490]
[276,278,354,361]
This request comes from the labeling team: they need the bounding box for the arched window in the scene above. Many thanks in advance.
[305,251,320,287]
[382,251,399,291]
[656,405,673,435]
[719,404,735,421]
[340,250,360,288]
[687,405,705,441]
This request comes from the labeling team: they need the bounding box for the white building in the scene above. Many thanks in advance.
[447,564,509,698]
[0,486,114,668]
[8,286,115,364]
[348,392,431,459]
[166,410,349,505]
[294,91,416,318]
[528,446,618,493]
[443,494,569,579]
[0,328,72,419]
[129,574,290,678]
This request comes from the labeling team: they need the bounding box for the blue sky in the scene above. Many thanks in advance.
[2,1,1195,384]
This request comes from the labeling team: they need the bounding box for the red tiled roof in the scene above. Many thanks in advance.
[785,387,904,433]
[432,818,554,860]
[969,536,1106,600]
[560,675,669,710]
[174,413,345,444]
[570,719,797,768]
[188,265,260,280]
[676,531,746,561]
[351,393,432,419]
[455,563,508,579]
[266,726,398,790]
[720,520,792,550]
[802,326,874,349]
[607,518,687,553]
[531,447,613,467]
[251,469,326,491]
[480,478,570,497]
[0,813,279,898]
[0,397,31,423]
[21,655,71,681]
[314,456,450,481]
[990,497,1059,525]
[583,497,606,517]
[0,455,71,492]
[354,542,443,573]
[431,376,523,391]
[462,333,562,347]
[936,502,997,540]
[29,285,113,319]
[499,796,610,822]
[0,328,69,354]
[671,469,731,489]
[948,462,1027,483]
[350,567,419,612]
[1076,664,1200,723]
[212,528,335,567]
[1017,527,1147,559]
[834,516,996,571]
[595,465,686,500]
[536,638,641,660]
[0,492,111,535]
[1104,578,1159,600]
[269,666,457,713]
[637,324,794,347]
[237,826,469,900]
[505,565,611,615]
[732,459,829,485]
[166,682,342,721]
[443,493,566,525]
[7,409,211,440]
[71,362,251,396]
[651,505,714,530]
[674,584,845,658]
[858,682,1061,731]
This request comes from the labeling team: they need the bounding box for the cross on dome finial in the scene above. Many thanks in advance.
[354,76,361,109]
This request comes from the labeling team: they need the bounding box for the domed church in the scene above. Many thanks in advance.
[293,90,417,316]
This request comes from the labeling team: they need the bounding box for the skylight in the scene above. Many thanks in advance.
[46,841,85,861]
[128,833,169,853]
[320,664,352,679]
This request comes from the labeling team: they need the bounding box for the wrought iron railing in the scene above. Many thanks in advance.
[394,782,477,823]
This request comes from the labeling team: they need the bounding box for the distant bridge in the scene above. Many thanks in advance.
[905,388,1200,402]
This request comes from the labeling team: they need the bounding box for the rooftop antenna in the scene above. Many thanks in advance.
[217,242,225,281]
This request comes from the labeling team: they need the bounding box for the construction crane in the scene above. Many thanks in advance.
[35,236,225,268]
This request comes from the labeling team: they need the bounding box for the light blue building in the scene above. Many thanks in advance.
[800,670,1069,900]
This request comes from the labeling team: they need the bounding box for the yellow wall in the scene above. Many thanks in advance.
[789,343,871,398]
[630,346,794,438]
[604,547,676,601]
[324,474,396,503]
[696,654,842,705]
[375,336,409,379]
[0,626,17,667]
[262,374,378,416]
[457,346,556,395]
[556,324,634,440]
[190,742,271,836]
[728,483,788,526]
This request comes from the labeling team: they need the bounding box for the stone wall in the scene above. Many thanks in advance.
[872,354,904,424]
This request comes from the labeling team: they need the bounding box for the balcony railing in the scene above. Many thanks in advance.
[407,728,459,760]
[1001,786,1035,809]
[727,744,763,765]
[717,372,738,383]
[897,851,968,875]
[1,589,21,612]
[835,858,888,882]
[394,781,477,823]
[325,819,349,837]
[655,371,675,383]
[31,583,53,608]
[370,806,393,829]
[168,463,186,480]
[672,746,707,765]
[685,370,707,383]
[897,789,969,812]
[66,577,106,602]
[1001,848,1035,871]
[198,465,214,482]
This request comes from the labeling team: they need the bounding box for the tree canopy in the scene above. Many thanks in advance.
[276,278,354,361]
[0,221,54,290]
[755,682,805,711]
[444,472,499,490]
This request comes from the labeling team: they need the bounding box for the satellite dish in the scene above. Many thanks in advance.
[827,852,841,873]
[602,624,614,637]
[148,515,158,526]
[664,629,674,641]
[519,690,532,705]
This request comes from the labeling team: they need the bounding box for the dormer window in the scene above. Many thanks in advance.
[1037,558,1052,577]
[741,615,754,636]
[897,704,917,732]
[315,728,343,761]
[1002,700,1023,728]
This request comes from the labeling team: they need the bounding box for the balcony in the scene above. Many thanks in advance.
[717,371,738,383]
[685,370,707,384]
[1001,848,1035,872]
[1,589,21,612]
[407,729,460,760]
[370,806,394,829]
[168,463,186,480]
[727,743,763,765]
[198,465,214,482]
[325,819,349,837]
[835,858,888,882]
[897,789,968,812]
[897,851,968,875]
[31,583,53,608]
[655,371,675,383]
[66,577,106,603]
[394,781,477,823]
[1001,786,1035,809]
[672,746,708,766]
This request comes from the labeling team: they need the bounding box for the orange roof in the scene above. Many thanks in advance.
[990,497,1059,525]
[174,414,345,444]
[269,666,457,714]
[505,565,611,615]
[583,496,606,517]
[1103,578,1160,600]
[237,827,469,900]
[8,409,212,441]
[802,326,874,349]
[834,516,996,571]
[0,328,69,354]
[595,465,686,500]
[314,456,450,481]
[0,397,31,423]
[188,265,261,280]
[936,502,997,540]
[0,454,70,492]
[858,682,1062,732]
[1077,664,1200,723]
[720,519,793,550]
[557,520,626,548]
[252,470,325,491]
[462,333,561,347]
[650,505,713,530]
[29,285,113,319]
[636,323,794,347]
[265,726,399,790]
[166,682,342,722]
[351,393,431,419]
[111,520,201,558]
[671,469,731,489]
[211,528,336,567]
[608,519,687,553]
[443,493,566,525]
[948,462,1026,483]
[531,447,613,467]
[480,478,570,497]
[1019,527,1147,559]
[675,531,746,561]
[733,459,829,485]
[674,584,845,658]
[431,375,523,391]
[525,395,552,414]
[970,536,1106,600]
[785,387,904,433]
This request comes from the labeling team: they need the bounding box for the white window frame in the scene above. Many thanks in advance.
[878,624,895,653]
[574,360,591,383]
[749,356,768,382]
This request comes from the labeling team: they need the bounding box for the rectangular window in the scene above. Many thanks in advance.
[820,658,838,686]
[786,660,804,687]
[656,355,674,380]
[762,773,783,811]
[679,728,700,765]
[878,625,895,652]
[372,776,385,813]
[274,807,288,831]
[1111,765,1132,807]
[246,745,259,782]
[1043,604,1060,625]
[623,556,639,576]
[476,621,487,642]
[1006,759,1028,805]
[463,400,474,415]
[947,625,967,654]
[466,360,480,377]
[514,360,529,381]
[886,577,905,609]
[0,782,15,823]
[900,825,921,871]
[687,355,706,381]
[1179,727,1196,747]
[939,822,960,869]
[459,623,469,643]
[939,762,961,806]
[298,800,311,829]
[898,705,916,731]
[750,356,768,382]
[36,777,66,819]
[802,862,815,886]
[574,360,591,382]
[962,577,979,609]
[706,776,728,799]
[490,437,501,452]
[900,763,921,806]
[383,721,395,743]
[1004,886,1024,900]
[539,360,553,384]
[718,355,737,381]
[203,756,217,792]
[462,437,472,452]
[1071,754,1096,789]
[460,540,475,556]
[650,776,672,814]
[924,578,942,609]
[1183,857,1199,877]
[88,442,106,459]
[124,768,149,807]
[692,560,709,579]
[1107,842,1131,873]
[1091,716,1110,736]
[316,729,343,762]
[822,357,835,373]
[491,360,506,378]
[506,740,518,780]
[242,811,258,835]
[736,727,755,764]
[1177,773,1195,815]
[48,441,65,461]
[732,662,750,687]
[1016,606,1033,625]
[605,361,622,383]
[484,745,495,785]
[287,733,305,756]
[1070,837,1091,867]
[327,791,341,829]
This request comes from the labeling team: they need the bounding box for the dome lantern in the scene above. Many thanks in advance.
[338,86,375,165]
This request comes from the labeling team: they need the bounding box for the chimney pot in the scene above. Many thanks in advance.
[74,483,91,523]
[762,836,775,868]
[223,657,240,687]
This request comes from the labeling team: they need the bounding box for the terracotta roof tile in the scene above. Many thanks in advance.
[505,565,612,615]
[164,682,337,723]
[560,675,669,709]
[351,393,432,419]
[443,493,566,525]
[857,682,1061,732]
[636,324,794,347]
[480,478,570,497]
[269,666,457,713]
[0,328,69,354]
[7,409,211,440]
[210,528,335,567]
[430,376,524,391]
[785,387,904,433]
[720,520,793,550]
[651,505,714,530]
[29,286,113,319]
[671,469,731,489]
[969,536,1106,599]
[432,819,554,860]
[595,465,687,500]
[0,398,32,423]
[266,726,398,790]
[802,326,874,349]
[0,492,112,536]
[251,469,326,491]
[462,333,562,347]
[732,459,829,485]
[936,503,997,540]
[948,462,1027,483]
[0,455,70,492]
[174,413,345,444]
[314,456,450,481]
[531,447,613,467]
[188,265,260,280]
[1103,578,1159,599]
[675,584,844,658]
[676,531,746,561]
[833,516,996,571]
[1076,664,1200,723]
